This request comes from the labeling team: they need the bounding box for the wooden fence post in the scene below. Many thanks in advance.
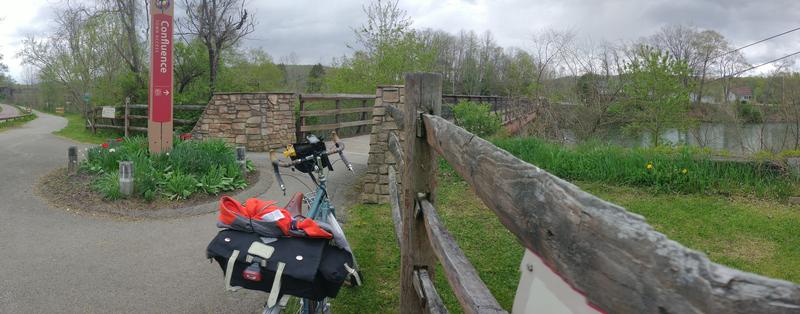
[124,97,130,138]
[296,98,305,141]
[356,99,368,134]
[400,72,442,313]
[334,99,341,134]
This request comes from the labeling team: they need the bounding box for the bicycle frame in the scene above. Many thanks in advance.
[305,156,335,222]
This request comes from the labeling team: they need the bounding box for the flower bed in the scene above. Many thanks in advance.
[82,136,254,201]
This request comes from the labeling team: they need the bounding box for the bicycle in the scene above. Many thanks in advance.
[262,132,362,314]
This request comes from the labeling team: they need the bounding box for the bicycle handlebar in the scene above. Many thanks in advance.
[270,132,354,193]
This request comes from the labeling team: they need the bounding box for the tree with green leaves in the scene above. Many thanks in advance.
[306,63,325,93]
[621,48,694,147]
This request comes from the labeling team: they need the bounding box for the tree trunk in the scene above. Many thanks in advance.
[208,47,217,96]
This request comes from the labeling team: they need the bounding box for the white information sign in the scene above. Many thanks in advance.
[101,106,116,119]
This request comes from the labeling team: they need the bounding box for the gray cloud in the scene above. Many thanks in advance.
[6,0,800,78]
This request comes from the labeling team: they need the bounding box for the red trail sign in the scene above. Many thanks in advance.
[148,0,174,152]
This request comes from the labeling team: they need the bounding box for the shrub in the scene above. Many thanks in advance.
[82,136,249,201]
[92,172,122,200]
[452,101,502,137]
[163,171,198,200]
[490,137,798,199]
[737,102,764,123]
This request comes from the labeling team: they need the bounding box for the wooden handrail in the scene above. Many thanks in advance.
[299,93,375,101]
[419,198,506,314]
[299,107,373,117]
[299,119,372,132]
[388,165,403,246]
[420,113,800,313]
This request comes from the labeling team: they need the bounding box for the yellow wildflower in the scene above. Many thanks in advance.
[646,162,653,170]
[681,168,688,174]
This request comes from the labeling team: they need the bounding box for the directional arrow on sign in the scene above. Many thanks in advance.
[164,90,170,96]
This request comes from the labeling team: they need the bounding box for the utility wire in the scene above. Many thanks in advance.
[712,26,800,60]
[714,49,800,81]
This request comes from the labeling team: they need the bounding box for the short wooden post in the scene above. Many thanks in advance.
[119,161,134,196]
[357,99,368,134]
[296,98,305,141]
[334,99,341,134]
[124,97,130,138]
[67,146,78,174]
[236,146,247,175]
[400,73,442,313]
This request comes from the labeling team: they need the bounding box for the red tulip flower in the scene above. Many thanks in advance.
[101,143,110,149]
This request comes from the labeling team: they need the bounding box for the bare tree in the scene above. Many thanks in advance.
[179,0,255,95]
[351,0,411,55]
[103,0,146,93]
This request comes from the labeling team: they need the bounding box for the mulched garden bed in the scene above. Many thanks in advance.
[37,168,260,219]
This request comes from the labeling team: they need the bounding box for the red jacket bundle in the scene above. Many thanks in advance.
[217,196,333,239]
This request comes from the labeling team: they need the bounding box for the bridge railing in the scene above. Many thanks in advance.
[385,73,799,313]
[296,93,375,140]
[441,94,540,125]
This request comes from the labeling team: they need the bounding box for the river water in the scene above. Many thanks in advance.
[596,122,800,156]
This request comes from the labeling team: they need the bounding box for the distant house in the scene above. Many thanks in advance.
[689,93,717,104]
[727,86,753,103]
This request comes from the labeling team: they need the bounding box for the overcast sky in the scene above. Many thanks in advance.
[1,0,799,81]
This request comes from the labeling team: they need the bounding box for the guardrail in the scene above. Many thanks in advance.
[386,73,799,313]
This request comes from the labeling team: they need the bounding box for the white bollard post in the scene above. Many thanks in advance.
[119,161,134,196]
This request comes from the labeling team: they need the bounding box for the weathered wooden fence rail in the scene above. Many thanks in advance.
[86,103,204,136]
[296,93,375,140]
[386,73,800,313]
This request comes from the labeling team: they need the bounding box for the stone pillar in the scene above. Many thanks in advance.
[191,92,296,152]
[362,85,405,204]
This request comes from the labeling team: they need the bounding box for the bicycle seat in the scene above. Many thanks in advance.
[284,192,304,217]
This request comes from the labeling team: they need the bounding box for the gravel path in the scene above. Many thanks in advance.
[0,109,369,313]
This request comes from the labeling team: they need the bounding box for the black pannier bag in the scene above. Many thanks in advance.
[207,229,354,301]
[291,135,332,173]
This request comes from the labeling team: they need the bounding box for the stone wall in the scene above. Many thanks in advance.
[192,92,296,152]
[362,86,405,204]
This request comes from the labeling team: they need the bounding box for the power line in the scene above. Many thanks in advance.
[713,26,800,60]
[714,49,800,81]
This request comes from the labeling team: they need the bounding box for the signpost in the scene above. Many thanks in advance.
[148,0,174,153]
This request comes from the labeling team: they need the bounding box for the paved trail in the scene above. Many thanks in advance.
[0,109,369,313]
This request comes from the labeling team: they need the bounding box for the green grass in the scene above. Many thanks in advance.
[53,113,121,144]
[0,113,36,131]
[493,137,799,199]
[580,182,800,283]
[334,174,522,313]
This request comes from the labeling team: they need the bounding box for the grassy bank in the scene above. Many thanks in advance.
[334,173,523,313]
[334,138,799,312]
[0,113,37,131]
[335,176,799,313]
[53,113,121,144]
[493,137,799,199]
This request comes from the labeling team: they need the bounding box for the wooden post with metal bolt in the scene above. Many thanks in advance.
[67,146,78,174]
[236,146,247,175]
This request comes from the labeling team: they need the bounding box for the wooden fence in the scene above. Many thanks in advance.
[296,93,375,140]
[86,103,205,136]
[386,73,799,313]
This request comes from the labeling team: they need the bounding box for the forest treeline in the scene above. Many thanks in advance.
[4,0,800,145]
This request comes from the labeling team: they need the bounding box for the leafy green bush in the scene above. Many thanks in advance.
[163,171,199,200]
[82,136,251,201]
[92,172,122,200]
[452,101,502,137]
[737,102,764,123]
[490,137,798,198]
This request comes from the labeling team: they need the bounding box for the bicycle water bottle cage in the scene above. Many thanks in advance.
[291,134,332,173]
